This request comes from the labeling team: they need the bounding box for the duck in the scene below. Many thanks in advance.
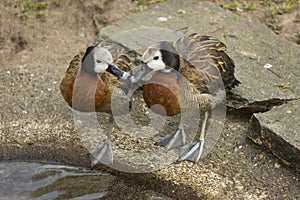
[133,33,240,163]
[60,41,134,166]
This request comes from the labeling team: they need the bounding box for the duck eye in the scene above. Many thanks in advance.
[96,60,102,63]
[153,56,159,60]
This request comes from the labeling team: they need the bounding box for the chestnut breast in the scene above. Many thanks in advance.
[64,72,111,113]
[143,72,181,116]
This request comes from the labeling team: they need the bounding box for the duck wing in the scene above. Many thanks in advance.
[172,33,240,94]
[60,50,85,106]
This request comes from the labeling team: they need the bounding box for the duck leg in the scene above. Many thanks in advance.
[155,123,186,151]
[178,111,208,163]
[90,115,114,166]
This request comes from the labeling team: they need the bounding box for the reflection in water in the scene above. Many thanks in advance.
[0,161,113,200]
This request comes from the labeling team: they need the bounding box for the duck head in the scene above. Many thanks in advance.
[126,41,180,88]
[81,46,130,80]
[142,41,180,71]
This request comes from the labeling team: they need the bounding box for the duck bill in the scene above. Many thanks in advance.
[132,62,153,83]
[107,63,130,80]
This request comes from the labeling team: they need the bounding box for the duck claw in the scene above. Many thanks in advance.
[155,128,186,151]
[177,140,204,163]
[90,139,113,166]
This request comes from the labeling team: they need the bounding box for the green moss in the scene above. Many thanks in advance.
[22,0,48,12]
[57,0,65,5]
[242,1,256,11]
[20,12,29,22]
[219,0,299,14]
[223,1,239,11]
[267,22,282,34]
[135,0,146,5]
[129,6,146,13]
[135,0,165,6]
[222,0,256,11]
[177,9,187,14]
[270,2,298,16]
[258,0,299,17]
[10,0,50,23]
[274,82,297,89]
[36,11,47,22]
[261,0,271,7]
[130,0,165,13]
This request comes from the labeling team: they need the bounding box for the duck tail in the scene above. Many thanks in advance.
[220,52,241,90]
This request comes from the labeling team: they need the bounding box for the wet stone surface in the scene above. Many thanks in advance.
[0,161,171,200]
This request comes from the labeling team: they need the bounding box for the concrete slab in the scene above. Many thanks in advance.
[100,0,300,113]
[249,99,300,170]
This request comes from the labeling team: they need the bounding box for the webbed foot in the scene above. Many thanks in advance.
[177,140,204,163]
[155,128,186,151]
[90,139,113,166]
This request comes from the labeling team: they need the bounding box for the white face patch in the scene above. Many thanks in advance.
[94,62,108,73]
[143,50,166,71]
[94,47,113,64]
[82,47,115,74]
[147,59,165,71]
[92,47,115,73]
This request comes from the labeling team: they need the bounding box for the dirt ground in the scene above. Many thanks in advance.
[0,0,136,68]
[0,0,299,69]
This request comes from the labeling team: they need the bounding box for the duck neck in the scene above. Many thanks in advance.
[159,41,180,71]
[80,63,99,77]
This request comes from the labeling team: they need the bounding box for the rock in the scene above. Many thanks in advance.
[249,99,300,170]
[99,0,300,113]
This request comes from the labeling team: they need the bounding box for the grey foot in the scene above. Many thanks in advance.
[90,139,113,166]
[155,128,186,151]
[178,140,204,163]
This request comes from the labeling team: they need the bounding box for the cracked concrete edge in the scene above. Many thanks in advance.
[226,95,299,114]
[248,100,300,171]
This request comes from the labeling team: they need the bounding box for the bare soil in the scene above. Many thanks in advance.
[0,0,136,68]
[0,0,298,69]
[214,0,300,44]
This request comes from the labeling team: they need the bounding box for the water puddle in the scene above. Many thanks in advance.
[0,161,113,200]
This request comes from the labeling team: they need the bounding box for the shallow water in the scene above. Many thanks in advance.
[0,161,112,200]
